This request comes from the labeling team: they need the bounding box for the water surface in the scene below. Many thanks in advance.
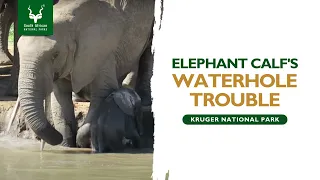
[0,136,153,180]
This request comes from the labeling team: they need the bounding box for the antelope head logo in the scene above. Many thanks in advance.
[28,5,45,23]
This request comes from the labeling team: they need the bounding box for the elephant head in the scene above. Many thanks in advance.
[17,34,72,146]
[90,87,143,153]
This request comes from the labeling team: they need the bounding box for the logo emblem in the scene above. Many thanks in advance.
[28,5,45,23]
[18,0,53,36]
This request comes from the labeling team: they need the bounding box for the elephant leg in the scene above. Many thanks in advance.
[0,2,13,65]
[135,44,154,148]
[77,61,118,151]
[51,78,77,147]
[90,83,119,152]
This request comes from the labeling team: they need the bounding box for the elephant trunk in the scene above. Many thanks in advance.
[18,59,63,146]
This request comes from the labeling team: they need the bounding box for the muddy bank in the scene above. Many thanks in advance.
[0,98,89,141]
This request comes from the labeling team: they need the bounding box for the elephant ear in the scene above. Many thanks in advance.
[113,87,144,136]
[113,88,141,117]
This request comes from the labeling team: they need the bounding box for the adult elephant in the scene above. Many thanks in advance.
[17,0,155,150]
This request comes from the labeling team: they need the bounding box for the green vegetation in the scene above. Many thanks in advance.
[165,171,170,180]
[9,24,14,42]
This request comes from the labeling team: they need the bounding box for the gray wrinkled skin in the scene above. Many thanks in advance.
[75,44,154,150]
[17,0,155,149]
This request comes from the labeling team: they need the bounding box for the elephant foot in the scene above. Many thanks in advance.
[60,137,76,147]
[76,123,91,148]
[40,135,76,151]
[54,125,77,148]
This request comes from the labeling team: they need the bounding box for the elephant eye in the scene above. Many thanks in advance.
[52,52,59,62]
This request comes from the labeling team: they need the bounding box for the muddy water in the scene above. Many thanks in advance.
[0,136,153,180]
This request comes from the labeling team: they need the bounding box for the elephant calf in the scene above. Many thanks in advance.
[91,87,143,153]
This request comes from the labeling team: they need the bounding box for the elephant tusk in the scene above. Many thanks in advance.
[6,97,20,133]
[7,98,47,152]
[40,139,45,151]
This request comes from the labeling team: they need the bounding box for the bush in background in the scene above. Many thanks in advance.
[9,24,14,42]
